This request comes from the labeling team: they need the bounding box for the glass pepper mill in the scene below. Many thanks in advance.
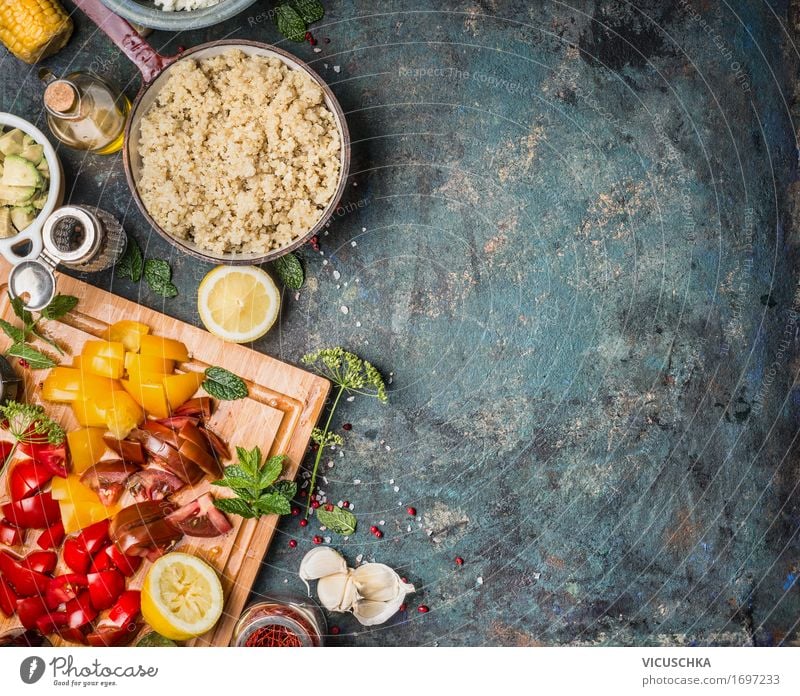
[7,205,127,311]
[39,68,130,155]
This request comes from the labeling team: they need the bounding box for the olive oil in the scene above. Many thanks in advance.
[40,69,129,155]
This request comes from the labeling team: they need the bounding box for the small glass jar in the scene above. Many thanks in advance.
[232,596,326,647]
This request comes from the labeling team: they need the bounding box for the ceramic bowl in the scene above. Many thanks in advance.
[98,0,259,32]
[0,113,64,265]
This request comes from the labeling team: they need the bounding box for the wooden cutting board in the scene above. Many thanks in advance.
[0,261,330,646]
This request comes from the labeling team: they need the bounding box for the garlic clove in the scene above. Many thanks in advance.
[299,546,348,594]
[317,570,360,612]
[352,563,415,602]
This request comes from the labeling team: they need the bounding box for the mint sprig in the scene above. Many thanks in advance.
[213,446,295,519]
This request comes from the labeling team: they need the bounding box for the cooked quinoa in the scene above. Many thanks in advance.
[137,50,342,255]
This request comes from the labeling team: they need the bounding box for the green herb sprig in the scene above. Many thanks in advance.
[271,252,305,290]
[212,446,296,519]
[0,400,65,473]
[274,0,324,42]
[116,237,177,298]
[0,292,78,369]
[301,348,388,521]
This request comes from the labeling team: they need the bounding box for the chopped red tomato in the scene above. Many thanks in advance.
[45,573,87,608]
[8,460,53,501]
[1,492,61,529]
[0,519,24,546]
[87,569,125,611]
[19,442,68,478]
[93,544,141,578]
[88,548,115,573]
[107,589,141,628]
[0,550,50,596]
[58,627,88,645]
[21,550,57,575]
[0,575,19,617]
[36,521,65,550]
[62,537,90,575]
[85,624,134,647]
[78,519,110,555]
[0,440,13,464]
[35,610,68,634]
[64,591,97,628]
[16,595,50,630]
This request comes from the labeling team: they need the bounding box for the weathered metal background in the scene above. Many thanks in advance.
[2,0,799,645]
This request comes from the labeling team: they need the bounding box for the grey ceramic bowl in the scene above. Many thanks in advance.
[98,0,258,31]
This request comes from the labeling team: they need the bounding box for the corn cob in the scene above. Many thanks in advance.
[0,0,73,64]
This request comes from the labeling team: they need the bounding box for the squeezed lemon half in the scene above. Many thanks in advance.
[141,553,224,641]
[197,265,280,343]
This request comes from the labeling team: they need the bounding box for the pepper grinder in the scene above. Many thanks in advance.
[7,205,127,311]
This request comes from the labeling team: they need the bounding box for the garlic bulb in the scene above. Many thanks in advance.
[298,548,415,626]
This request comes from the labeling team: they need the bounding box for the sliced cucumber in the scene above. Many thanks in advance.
[0,208,13,238]
[0,128,24,157]
[30,191,48,210]
[0,184,36,205]
[1,155,42,188]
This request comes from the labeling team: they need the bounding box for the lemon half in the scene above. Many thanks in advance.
[197,265,280,343]
[141,553,224,641]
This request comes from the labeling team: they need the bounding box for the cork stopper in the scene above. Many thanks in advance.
[44,80,77,114]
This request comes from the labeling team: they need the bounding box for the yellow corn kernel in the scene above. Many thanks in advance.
[0,0,73,64]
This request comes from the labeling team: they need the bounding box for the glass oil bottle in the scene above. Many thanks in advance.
[39,68,130,155]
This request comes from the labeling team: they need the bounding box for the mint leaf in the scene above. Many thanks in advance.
[254,492,292,516]
[8,293,33,330]
[117,237,143,282]
[7,343,55,369]
[316,506,357,535]
[40,294,78,320]
[203,366,248,400]
[259,454,285,488]
[275,4,306,41]
[144,259,178,298]
[271,252,304,290]
[271,480,297,500]
[290,0,324,23]
[214,497,255,519]
[0,318,24,344]
[234,446,261,478]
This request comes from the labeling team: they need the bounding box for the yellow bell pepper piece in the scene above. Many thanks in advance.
[66,427,107,474]
[72,395,107,428]
[51,474,98,503]
[104,320,150,352]
[139,335,189,363]
[102,391,144,439]
[80,341,125,379]
[163,372,204,411]
[60,499,120,535]
[124,353,175,380]
[121,379,170,419]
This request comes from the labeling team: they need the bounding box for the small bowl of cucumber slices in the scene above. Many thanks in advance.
[0,113,63,263]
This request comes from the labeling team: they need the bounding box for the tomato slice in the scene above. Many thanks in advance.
[18,442,68,478]
[107,589,141,627]
[59,627,88,645]
[0,574,19,617]
[8,460,53,501]
[165,493,232,538]
[36,521,65,550]
[1,492,61,529]
[21,550,57,575]
[16,595,50,630]
[64,591,97,628]
[0,550,51,597]
[46,573,88,608]
[87,569,125,611]
[0,518,24,546]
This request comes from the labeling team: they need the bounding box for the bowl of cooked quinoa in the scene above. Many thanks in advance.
[124,43,350,264]
[98,0,257,31]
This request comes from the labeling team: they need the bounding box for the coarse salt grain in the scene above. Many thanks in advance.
[340,306,349,314]
[333,270,341,280]
[393,486,400,492]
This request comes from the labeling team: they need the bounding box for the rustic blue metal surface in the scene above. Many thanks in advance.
[2,0,799,646]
